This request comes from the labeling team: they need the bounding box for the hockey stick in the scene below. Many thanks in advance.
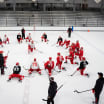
[74,89,92,93]
[23,66,29,70]
[53,66,61,73]
[68,70,77,76]
[6,50,10,56]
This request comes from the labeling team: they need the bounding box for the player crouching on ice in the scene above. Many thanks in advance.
[28,40,36,54]
[57,36,63,46]
[26,33,32,42]
[17,33,22,43]
[44,57,54,76]
[8,62,24,82]
[41,33,48,42]
[56,52,65,71]
[63,39,70,49]
[76,57,89,77]
[28,58,41,75]
[65,48,78,64]
[3,34,9,44]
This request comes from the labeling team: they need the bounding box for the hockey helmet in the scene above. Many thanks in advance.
[31,40,34,43]
[0,50,3,54]
[82,57,86,60]
[49,57,52,60]
[5,34,7,37]
[81,47,83,49]
[34,58,36,61]
[16,62,19,65]
[57,52,60,56]
[76,40,79,43]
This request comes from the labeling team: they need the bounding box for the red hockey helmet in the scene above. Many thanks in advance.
[49,57,52,60]
[81,47,83,49]
[31,40,34,43]
[82,57,86,60]
[16,62,19,65]
[34,58,36,61]
[57,52,60,56]
[0,50,3,54]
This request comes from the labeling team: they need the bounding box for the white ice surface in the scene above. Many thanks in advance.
[0,27,104,104]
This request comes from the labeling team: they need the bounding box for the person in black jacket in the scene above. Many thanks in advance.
[92,72,104,104]
[67,27,72,37]
[76,57,89,77]
[0,51,4,75]
[47,77,57,104]
[21,27,25,39]
[8,62,24,82]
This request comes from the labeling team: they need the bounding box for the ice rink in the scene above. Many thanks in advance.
[0,27,104,104]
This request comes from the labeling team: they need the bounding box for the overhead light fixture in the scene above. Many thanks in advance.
[32,0,36,2]
[64,0,69,3]
[94,0,102,3]
[0,0,4,3]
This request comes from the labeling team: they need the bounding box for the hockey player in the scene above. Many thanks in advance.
[47,77,57,104]
[3,51,9,68]
[26,33,32,42]
[63,39,70,49]
[44,57,54,76]
[0,51,4,75]
[28,58,41,75]
[79,47,84,60]
[57,36,63,46]
[0,37,3,47]
[28,40,36,53]
[21,27,25,39]
[75,40,80,52]
[76,57,89,76]
[8,62,24,82]
[3,34,9,44]
[41,33,48,42]
[56,52,64,70]
[92,72,104,104]
[70,43,76,52]
[65,48,78,64]
[17,33,22,43]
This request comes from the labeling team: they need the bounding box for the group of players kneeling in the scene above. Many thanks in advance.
[0,32,89,82]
